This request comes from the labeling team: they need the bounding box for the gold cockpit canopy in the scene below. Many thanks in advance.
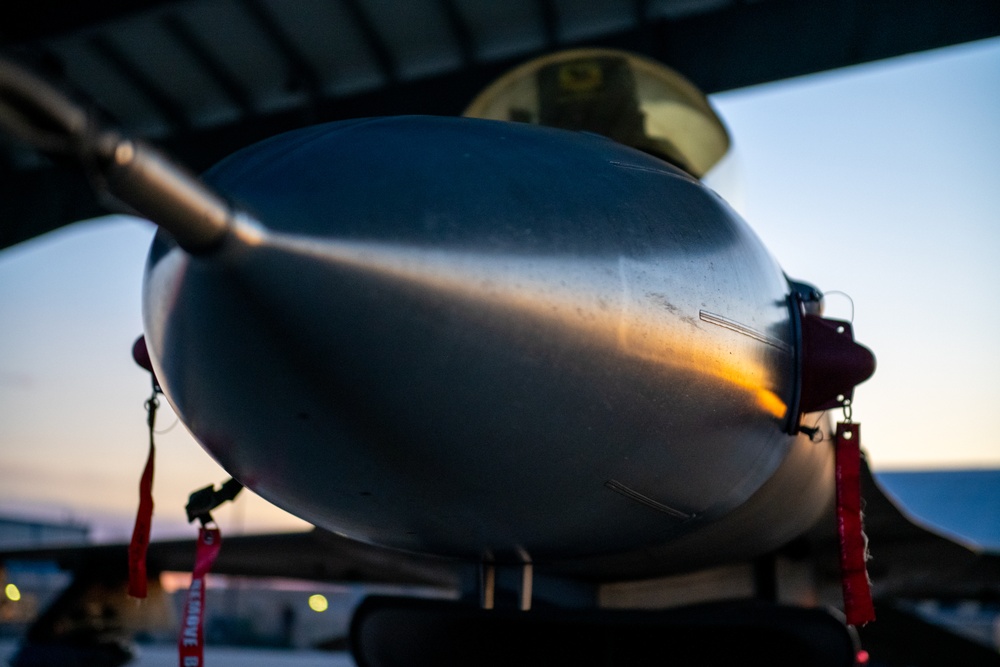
[464,48,730,178]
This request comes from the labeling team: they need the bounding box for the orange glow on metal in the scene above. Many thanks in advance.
[265,236,789,421]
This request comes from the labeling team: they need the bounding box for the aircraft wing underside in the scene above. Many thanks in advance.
[1,0,999,251]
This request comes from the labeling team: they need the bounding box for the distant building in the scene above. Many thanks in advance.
[1,515,88,638]
[0,515,89,550]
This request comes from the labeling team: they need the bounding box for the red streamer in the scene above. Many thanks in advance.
[128,438,155,598]
[835,422,876,626]
[178,527,223,667]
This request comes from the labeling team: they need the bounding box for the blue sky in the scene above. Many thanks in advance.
[1,37,998,539]
[708,36,1000,471]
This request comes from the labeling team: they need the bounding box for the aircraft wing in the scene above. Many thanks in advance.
[809,456,1000,603]
[2,455,995,599]
[0,527,469,590]
[2,0,999,251]
[3,456,998,666]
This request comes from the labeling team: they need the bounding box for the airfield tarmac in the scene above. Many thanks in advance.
[0,640,355,667]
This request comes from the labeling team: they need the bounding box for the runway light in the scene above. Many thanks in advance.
[4,584,20,602]
[308,594,328,612]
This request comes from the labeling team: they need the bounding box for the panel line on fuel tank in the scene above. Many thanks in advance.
[605,480,692,520]
[699,310,791,353]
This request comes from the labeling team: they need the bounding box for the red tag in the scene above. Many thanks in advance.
[178,527,223,667]
[835,422,876,626]
[128,439,155,598]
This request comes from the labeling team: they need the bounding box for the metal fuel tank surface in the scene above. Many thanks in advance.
[143,117,828,572]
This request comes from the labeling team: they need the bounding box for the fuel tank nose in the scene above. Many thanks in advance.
[798,315,876,414]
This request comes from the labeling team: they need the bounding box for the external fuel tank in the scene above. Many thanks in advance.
[143,116,835,577]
